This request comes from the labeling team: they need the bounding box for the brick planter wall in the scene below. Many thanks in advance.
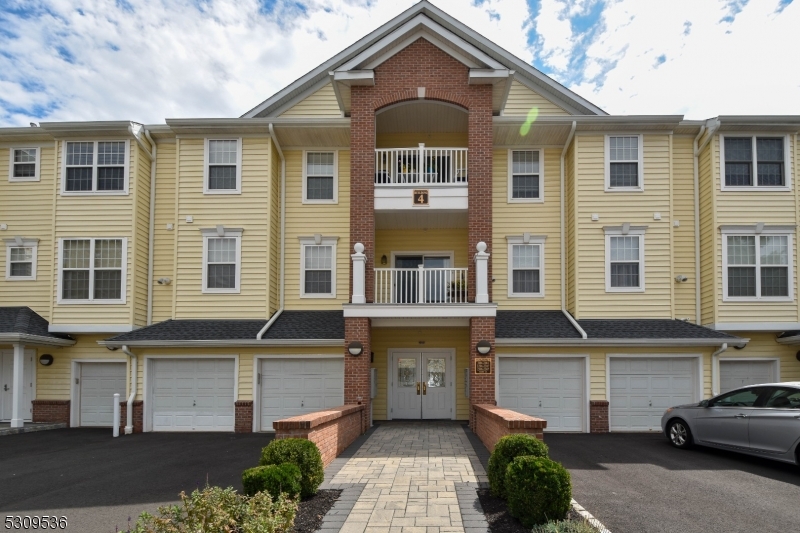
[590,400,609,433]
[473,404,547,453]
[119,400,144,434]
[32,400,70,426]
[235,400,254,433]
[469,317,496,428]
[273,404,366,467]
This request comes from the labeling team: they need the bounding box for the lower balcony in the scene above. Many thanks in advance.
[374,267,468,304]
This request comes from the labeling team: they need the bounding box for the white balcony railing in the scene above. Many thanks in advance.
[374,266,468,304]
[375,144,467,185]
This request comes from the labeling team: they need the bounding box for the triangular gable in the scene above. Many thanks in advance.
[503,80,569,116]
[280,83,342,118]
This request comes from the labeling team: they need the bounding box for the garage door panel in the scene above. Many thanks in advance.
[720,361,776,393]
[80,363,126,427]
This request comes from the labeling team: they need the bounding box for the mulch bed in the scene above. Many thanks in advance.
[477,488,583,533]
[293,489,342,533]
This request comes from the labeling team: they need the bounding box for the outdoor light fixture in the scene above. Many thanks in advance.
[380,254,387,265]
[39,354,54,366]
[348,341,364,356]
[796,351,800,362]
[476,340,491,355]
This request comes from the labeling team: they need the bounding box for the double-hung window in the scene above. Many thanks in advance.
[722,135,790,189]
[5,238,38,280]
[605,227,646,292]
[722,227,793,300]
[201,228,242,293]
[506,235,545,297]
[508,150,543,202]
[303,151,337,203]
[205,139,242,193]
[9,147,40,181]
[605,135,643,191]
[299,236,337,297]
[63,141,128,193]
[58,238,126,303]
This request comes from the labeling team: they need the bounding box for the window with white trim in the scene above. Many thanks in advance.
[9,147,40,181]
[58,238,126,302]
[303,151,337,202]
[299,236,338,297]
[605,227,646,292]
[63,141,128,193]
[506,235,545,297]
[5,238,38,280]
[205,139,242,193]
[508,150,543,201]
[723,229,793,300]
[201,228,242,293]
[605,135,643,191]
[722,135,790,189]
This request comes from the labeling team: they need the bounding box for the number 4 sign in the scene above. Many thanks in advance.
[413,189,429,206]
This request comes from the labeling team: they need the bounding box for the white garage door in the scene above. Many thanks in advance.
[260,358,344,432]
[498,357,585,432]
[610,357,696,431]
[80,362,126,427]
[152,359,235,432]
[720,360,776,394]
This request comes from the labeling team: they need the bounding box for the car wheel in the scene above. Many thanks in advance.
[667,419,693,449]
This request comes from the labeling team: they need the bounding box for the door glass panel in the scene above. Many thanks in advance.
[423,257,450,303]
[398,358,417,387]
[764,388,800,409]
[395,256,422,304]
[710,387,762,407]
[427,358,445,388]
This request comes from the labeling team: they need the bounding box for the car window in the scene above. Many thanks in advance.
[764,388,800,409]
[710,388,762,407]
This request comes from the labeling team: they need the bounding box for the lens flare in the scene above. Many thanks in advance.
[520,107,539,136]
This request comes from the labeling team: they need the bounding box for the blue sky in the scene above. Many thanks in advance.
[0,0,798,126]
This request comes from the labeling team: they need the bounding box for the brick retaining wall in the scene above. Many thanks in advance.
[273,404,366,467]
[32,400,70,426]
[235,400,254,433]
[119,400,144,434]
[473,404,547,453]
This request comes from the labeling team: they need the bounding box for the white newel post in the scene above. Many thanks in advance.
[351,243,366,304]
[475,242,490,304]
[113,393,120,438]
[10,343,25,428]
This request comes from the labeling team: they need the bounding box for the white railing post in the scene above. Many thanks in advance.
[475,241,490,304]
[113,393,120,437]
[351,243,366,304]
[419,143,425,183]
[417,265,425,303]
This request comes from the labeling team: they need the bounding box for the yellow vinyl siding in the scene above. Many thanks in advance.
[376,133,468,149]
[376,229,468,268]
[672,136,698,321]
[574,135,673,318]
[502,80,569,116]
[698,138,716,325]
[132,142,152,326]
[371,327,470,420]
[280,83,341,117]
[0,144,56,319]
[492,148,562,308]
[269,140,281,315]
[283,150,350,309]
[151,142,176,322]
[173,137,271,318]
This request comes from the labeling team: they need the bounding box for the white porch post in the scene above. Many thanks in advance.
[351,243,366,304]
[10,343,25,428]
[475,242,490,304]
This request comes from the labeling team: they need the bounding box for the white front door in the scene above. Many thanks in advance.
[720,360,776,394]
[79,362,126,427]
[0,350,34,422]
[390,351,453,420]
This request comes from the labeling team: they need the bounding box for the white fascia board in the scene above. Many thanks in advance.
[469,69,510,84]
[494,115,684,128]
[38,121,137,138]
[48,324,140,334]
[332,70,375,86]
[709,322,800,332]
[494,338,748,347]
[371,317,470,328]
[100,339,344,348]
[0,333,76,347]
[167,117,350,134]
[342,304,497,318]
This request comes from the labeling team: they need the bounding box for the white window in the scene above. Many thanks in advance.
[8,147,40,181]
[299,236,338,297]
[605,135,643,191]
[58,238,127,303]
[62,141,129,194]
[605,226,646,292]
[722,226,794,301]
[5,238,38,280]
[201,227,242,293]
[721,135,791,190]
[204,139,242,194]
[506,235,545,297]
[508,150,543,202]
[303,151,338,203]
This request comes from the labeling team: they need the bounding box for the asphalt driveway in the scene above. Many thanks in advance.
[546,433,800,533]
[0,428,273,533]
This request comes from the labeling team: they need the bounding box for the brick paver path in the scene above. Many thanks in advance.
[321,421,489,533]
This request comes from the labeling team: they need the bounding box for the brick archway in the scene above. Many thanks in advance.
[374,89,470,113]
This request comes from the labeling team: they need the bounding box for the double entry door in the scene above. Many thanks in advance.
[390,350,453,419]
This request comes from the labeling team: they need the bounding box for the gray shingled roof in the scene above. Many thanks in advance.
[496,311,583,339]
[0,307,71,340]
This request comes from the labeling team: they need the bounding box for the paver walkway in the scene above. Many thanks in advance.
[320,421,490,533]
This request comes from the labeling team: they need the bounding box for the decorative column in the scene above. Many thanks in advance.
[10,343,25,428]
[469,318,496,429]
[474,242,489,304]
[351,243,366,304]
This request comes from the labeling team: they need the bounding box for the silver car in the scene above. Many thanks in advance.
[661,382,800,465]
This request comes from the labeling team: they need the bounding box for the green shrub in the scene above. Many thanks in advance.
[505,456,572,528]
[487,433,549,499]
[260,438,324,498]
[129,485,296,533]
[242,463,302,499]
[531,519,597,533]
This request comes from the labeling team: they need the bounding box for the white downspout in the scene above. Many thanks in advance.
[121,344,137,435]
[257,123,286,339]
[711,342,728,397]
[692,124,706,325]
[560,121,587,339]
[144,129,157,325]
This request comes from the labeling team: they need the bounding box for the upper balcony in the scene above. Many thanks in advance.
[375,145,467,186]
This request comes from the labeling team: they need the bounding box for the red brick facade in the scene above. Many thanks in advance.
[235,400,254,433]
[344,317,372,430]
[32,400,70,426]
[119,400,144,434]
[589,400,609,433]
[473,404,547,452]
[273,404,365,467]
[469,317,496,428]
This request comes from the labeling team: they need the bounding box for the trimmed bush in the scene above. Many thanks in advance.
[531,519,597,533]
[260,438,324,498]
[487,434,549,499]
[505,456,572,528]
[242,463,302,499]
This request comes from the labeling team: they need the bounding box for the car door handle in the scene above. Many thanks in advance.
[734,414,748,418]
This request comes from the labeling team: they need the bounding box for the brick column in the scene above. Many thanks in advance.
[235,401,254,433]
[467,85,493,302]
[590,400,609,433]
[344,317,371,432]
[32,400,70,426]
[350,86,376,303]
[469,317,496,428]
[119,400,144,433]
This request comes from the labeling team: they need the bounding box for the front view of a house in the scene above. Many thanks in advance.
[2,1,799,435]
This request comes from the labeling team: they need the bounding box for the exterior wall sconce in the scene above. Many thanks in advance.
[380,255,387,265]
[348,341,363,356]
[39,354,54,366]
[476,340,491,355]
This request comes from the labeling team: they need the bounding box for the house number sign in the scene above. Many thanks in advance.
[413,189,429,205]
[474,358,492,374]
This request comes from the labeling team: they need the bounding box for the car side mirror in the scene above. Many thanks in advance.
[699,400,710,408]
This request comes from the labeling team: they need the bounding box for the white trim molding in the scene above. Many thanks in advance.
[60,139,130,195]
[719,133,792,192]
[604,134,644,192]
[50,324,138,334]
[302,150,339,204]
[4,237,39,281]
[201,227,243,294]
[506,234,546,298]
[56,237,128,304]
[710,321,800,332]
[720,225,794,302]
[8,147,41,182]
[203,137,243,194]
[343,303,497,318]
[604,225,646,293]
[507,149,544,203]
[299,235,339,298]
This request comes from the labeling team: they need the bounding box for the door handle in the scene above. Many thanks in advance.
[649,400,652,407]
[423,382,427,395]
[416,382,420,395]
[193,400,196,407]
[539,400,542,408]
[734,413,748,418]
[3,384,7,392]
